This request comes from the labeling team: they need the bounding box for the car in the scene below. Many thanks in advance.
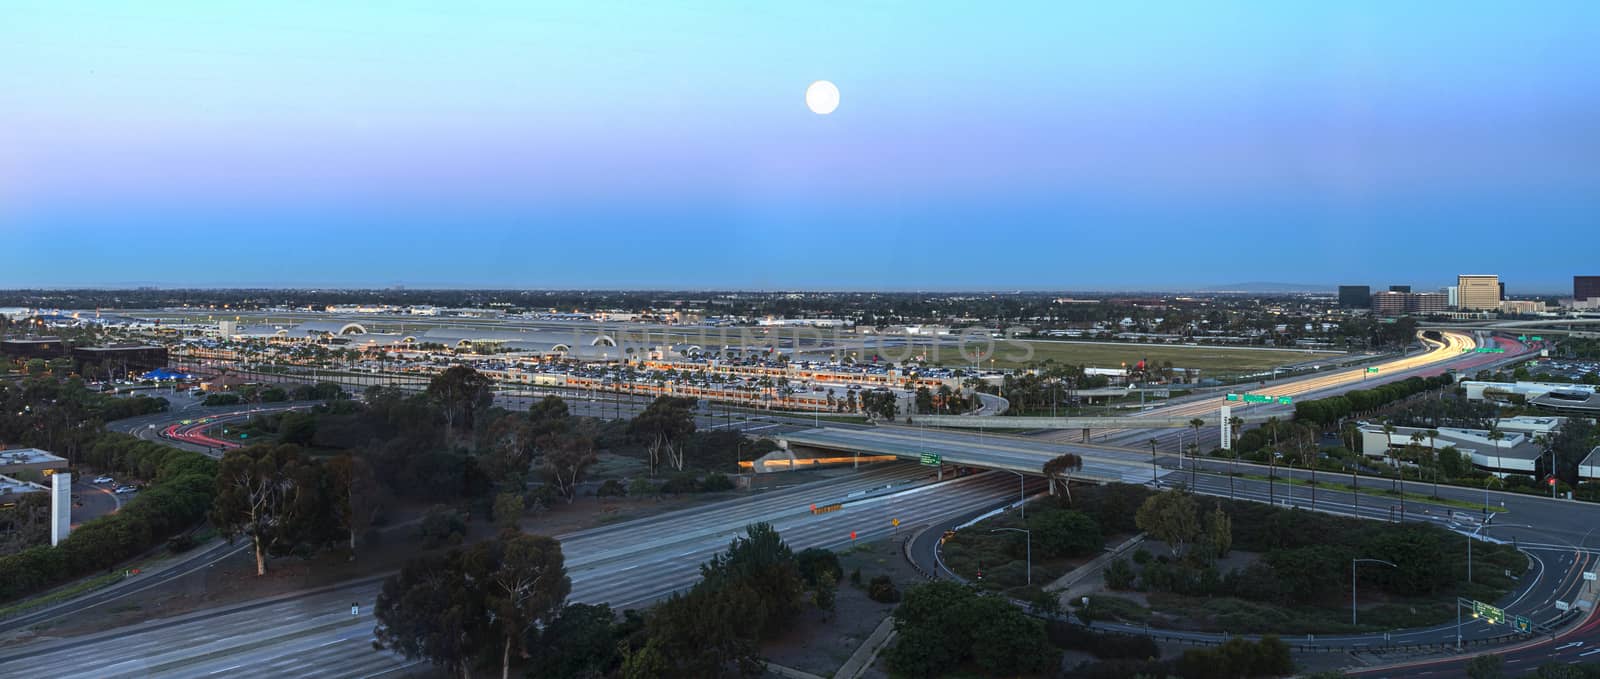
[93,476,114,484]
[114,485,139,494]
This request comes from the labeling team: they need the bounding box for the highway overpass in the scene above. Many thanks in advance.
[774,426,1155,483]
[913,412,1271,430]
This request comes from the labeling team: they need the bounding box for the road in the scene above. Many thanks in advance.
[0,463,1025,678]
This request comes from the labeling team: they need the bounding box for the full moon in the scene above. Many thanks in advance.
[805,80,839,115]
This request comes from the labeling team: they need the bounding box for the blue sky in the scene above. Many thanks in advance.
[2,1,1596,292]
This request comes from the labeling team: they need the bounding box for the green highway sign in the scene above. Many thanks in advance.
[1472,600,1505,625]
[1474,347,1506,354]
[1277,396,1293,405]
[1531,336,1543,341]
[1518,335,1527,341]
[1243,394,1271,403]
[919,453,942,466]
[1366,367,1380,374]
[1225,393,1241,401]
[1514,615,1532,633]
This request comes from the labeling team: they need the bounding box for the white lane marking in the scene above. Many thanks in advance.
[209,664,244,674]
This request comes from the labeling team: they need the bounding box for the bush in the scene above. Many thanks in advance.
[1132,547,1152,565]
[1029,508,1104,558]
[867,575,900,603]
[1104,557,1136,590]
[166,534,197,553]
[203,393,243,406]
[1176,636,1294,679]
[700,472,735,493]
[796,547,842,587]
[596,479,627,498]
[1046,620,1159,660]
[415,506,466,549]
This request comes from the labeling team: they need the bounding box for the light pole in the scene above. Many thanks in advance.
[1352,558,1398,626]
[991,527,1032,586]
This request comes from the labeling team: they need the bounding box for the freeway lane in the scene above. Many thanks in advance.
[0,463,1025,678]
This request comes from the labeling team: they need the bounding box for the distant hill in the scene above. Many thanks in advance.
[1194,281,1335,293]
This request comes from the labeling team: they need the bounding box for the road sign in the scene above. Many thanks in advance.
[812,503,843,515]
[1472,600,1505,625]
[1584,571,1596,582]
[919,453,941,466]
[1514,616,1532,633]
[1225,393,1241,402]
[1277,396,1293,405]
[1518,335,1527,341]
[1242,394,1272,404]
[1366,367,1380,374]
[1532,336,1543,341]
[1558,600,1572,612]
[891,518,900,527]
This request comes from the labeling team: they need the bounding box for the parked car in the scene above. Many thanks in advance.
[93,476,114,484]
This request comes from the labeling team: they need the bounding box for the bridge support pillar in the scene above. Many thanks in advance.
[1082,428,1090,443]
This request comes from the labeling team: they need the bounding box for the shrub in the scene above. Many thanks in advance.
[415,506,466,549]
[596,479,627,498]
[868,575,900,603]
[166,534,197,553]
[700,472,735,493]
[1029,508,1104,558]
[1132,547,1153,565]
[795,547,842,587]
[1104,557,1136,590]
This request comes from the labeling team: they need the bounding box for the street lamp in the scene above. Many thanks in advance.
[1352,558,1398,626]
[991,527,1032,586]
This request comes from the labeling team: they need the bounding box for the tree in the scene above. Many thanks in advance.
[1028,509,1103,558]
[493,491,524,533]
[629,397,697,476]
[540,430,597,504]
[325,453,384,556]
[208,444,324,576]
[1466,653,1505,679]
[427,366,494,441]
[374,550,487,679]
[528,603,622,679]
[1042,452,1084,502]
[464,532,571,679]
[1135,488,1201,560]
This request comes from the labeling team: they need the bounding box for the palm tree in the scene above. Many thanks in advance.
[1189,417,1206,460]
[1299,424,1318,511]
[1148,437,1160,486]
[1488,427,1506,482]
[1381,421,1398,490]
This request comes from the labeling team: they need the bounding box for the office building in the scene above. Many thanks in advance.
[72,345,170,376]
[0,338,67,359]
[1411,292,1447,315]
[1388,285,1411,293]
[1499,281,1506,301]
[1576,276,1600,303]
[1457,274,1501,310]
[1445,286,1459,307]
[1338,285,1371,308]
[1371,291,1407,316]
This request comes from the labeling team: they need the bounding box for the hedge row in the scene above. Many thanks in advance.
[0,433,216,603]
[1293,374,1454,427]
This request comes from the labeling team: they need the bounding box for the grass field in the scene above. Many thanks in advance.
[925,340,1343,372]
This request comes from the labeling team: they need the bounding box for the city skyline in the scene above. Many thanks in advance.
[4,2,1597,289]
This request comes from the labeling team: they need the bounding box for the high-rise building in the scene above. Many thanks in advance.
[1445,286,1459,307]
[1338,285,1371,308]
[1389,285,1411,293]
[1457,274,1500,310]
[1411,292,1448,315]
[1577,276,1600,303]
[1371,291,1409,316]
[1499,282,1506,301]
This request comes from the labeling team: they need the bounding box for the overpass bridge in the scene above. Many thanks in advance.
[772,426,1156,483]
[911,413,1271,430]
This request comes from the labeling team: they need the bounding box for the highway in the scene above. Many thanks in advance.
[0,463,1025,678]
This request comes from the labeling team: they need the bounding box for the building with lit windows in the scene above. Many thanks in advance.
[1457,274,1501,310]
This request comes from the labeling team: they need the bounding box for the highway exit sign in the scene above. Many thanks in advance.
[919,453,941,466]
[1225,393,1241,401]
[1277,396,1293,405]
[1472,600,1505,625]
[1366,367,1380,374]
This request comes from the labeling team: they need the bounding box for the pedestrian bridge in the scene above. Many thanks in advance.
[773,426,1155,483]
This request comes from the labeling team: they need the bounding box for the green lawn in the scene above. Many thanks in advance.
[926,340,1342,372]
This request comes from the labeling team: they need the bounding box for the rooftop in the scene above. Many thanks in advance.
[0,448,67,467]
[0,474,46,496]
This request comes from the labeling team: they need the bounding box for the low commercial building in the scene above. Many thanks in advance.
[1,338,67,359]
[0,448,68,476]
[1358,422,1541,476]
[1580,447,1600,481]
[0,474,46,505]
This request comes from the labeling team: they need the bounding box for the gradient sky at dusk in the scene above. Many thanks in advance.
[3,2,1597,291]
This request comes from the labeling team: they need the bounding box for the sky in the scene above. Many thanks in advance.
[2,1,1597,292]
